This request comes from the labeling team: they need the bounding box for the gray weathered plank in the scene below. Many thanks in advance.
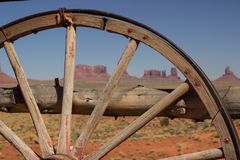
[57,24,76,154]
[71,39,139,159]
[159,148,223,160]
[1,84,240,119]
[105,18,238,159]
[84,83,189,160]
[3,41,54,158]
[0,120,40,160]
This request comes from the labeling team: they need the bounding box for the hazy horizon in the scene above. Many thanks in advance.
[0,62,236,81]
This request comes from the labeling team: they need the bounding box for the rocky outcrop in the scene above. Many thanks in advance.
[0,71,16,84]
[162,70,166,78]
[143,70,161,78]
[225,66,234,75]
[75,64,107,74]
[74,64,110,80]
[93,65,107,74]
[171,67,177,77]
[167,67,180,80]
[74,64,138,80]
[0,63,181,83]
[215,66,239,81]
[142,67,180,80]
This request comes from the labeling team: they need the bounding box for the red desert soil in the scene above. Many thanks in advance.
[0,135,220,160]
[0,113,239,160]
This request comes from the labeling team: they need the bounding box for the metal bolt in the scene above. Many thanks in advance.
[43,109,54,114]
[0,107,8,112]
[176,108,186,115]
[171,107,186,115]
[194,80,200,87]
[184,69,189,75]
[224,138,230,144]
[42,109,49,114]
[85,98,91,102]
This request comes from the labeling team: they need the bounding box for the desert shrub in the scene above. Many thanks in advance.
[0,143,3,150]
[160,117,169,127]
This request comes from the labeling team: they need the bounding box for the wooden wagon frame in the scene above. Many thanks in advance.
[0,9,239,159]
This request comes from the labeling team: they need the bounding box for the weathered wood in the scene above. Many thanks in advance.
[105,18,239,159]
[106,18,221,117]
[3,41,54,157]
[70,13,105,29]
[71,39,139,158]
[0,120,40,160]
[1,83,240,119]
[84,83,189,160]
[211,112,235,159]
[45,154,76,160]
[0,12,104,47]
[159,148,223,160]
[57,24,76,154]
[0,13,59,46]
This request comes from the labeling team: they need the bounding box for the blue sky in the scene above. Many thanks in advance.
[0,0,239,80]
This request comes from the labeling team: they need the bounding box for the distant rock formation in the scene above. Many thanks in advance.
[215,66,239,81]
[171,67,177,77]
[162,70,166,78]
[225,66,234,75]
[167,67,180,80]
[143,70,161,78]
[0,63,181,83]
[142,67,180,80]
[74,64,110,80]
[0,71,16,84]
[74,64,137,80]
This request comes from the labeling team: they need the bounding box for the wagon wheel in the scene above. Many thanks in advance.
[0,9,239,160]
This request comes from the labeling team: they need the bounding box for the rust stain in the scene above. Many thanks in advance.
[72,140,85,159]
[68,41,75,58]
[194,79,201,87]
[142,35,149,40]
[127,28,134,33]
[71,41,75,53]
[65,114,70,153]
[48,138,54,149]
[183,69,190,75]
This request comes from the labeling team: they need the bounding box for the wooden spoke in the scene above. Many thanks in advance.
[57,25,76,154]
[84,83,189,160]
[3,41,54,157]
[0,120,40,160]
[158,148,223,160]
[71,39,139,158]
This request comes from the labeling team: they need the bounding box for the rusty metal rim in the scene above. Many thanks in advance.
[0,8,239,158]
